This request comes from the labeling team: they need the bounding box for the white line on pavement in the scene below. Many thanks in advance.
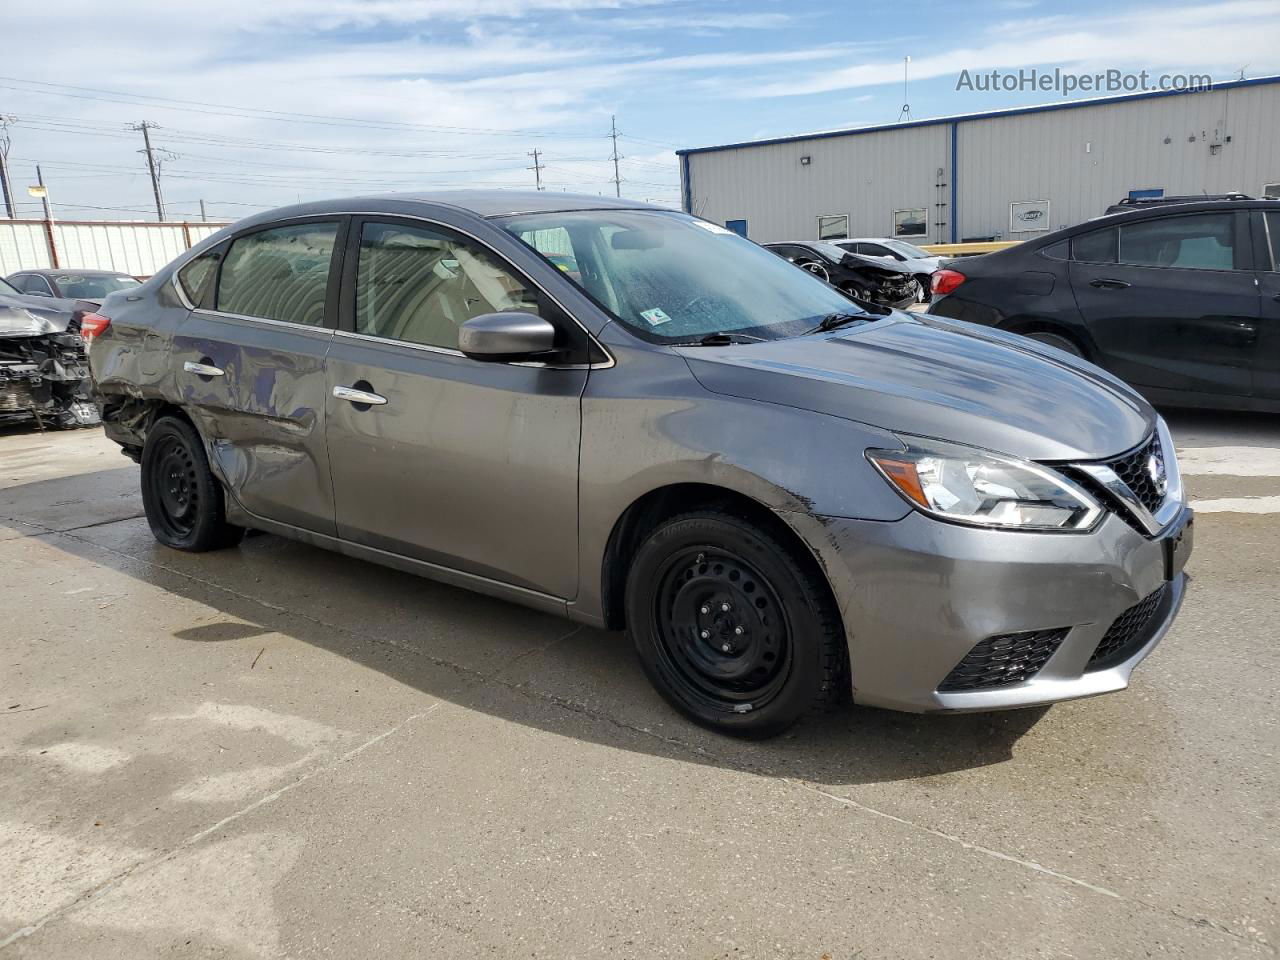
[1177,446,1280,477]
[1189,496,1280,514]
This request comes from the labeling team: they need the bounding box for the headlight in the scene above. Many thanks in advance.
[867,437,1102,532]
[0,311,60,336]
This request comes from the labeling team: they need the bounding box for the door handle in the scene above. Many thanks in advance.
[333,385,388,406]
[1089,278,1131,289]
[182,360,225,377]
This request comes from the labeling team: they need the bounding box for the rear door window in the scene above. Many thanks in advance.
[1071,228,1118,263]
[216,222,340,325]
[1118,213,1237,270]
[1262,211,1280,270]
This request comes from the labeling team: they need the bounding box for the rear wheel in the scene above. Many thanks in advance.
[1024,331,1085,358]
[141,416,244,552]
[625,510,847,738]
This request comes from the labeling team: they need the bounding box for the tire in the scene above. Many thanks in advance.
[844,284,869,301]
[1024,331,1085,358]
[624,510,848,738]
[140,416,244,552]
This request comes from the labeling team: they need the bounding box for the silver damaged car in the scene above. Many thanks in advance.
[90,192,1193,738]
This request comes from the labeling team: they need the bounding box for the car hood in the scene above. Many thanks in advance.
[0,294,77,337]
[842,253,913,275]
[680,313,1154,462]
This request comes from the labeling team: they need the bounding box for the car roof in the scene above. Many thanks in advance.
[227,190,663,229]
[1080,197,1280,230]
[15,268,135,277]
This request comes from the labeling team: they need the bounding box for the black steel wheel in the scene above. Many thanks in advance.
[141,416,244,552]
[626,510,848,738]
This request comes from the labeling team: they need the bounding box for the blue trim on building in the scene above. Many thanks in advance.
[949,122,958,244]
[674,75,1280,157]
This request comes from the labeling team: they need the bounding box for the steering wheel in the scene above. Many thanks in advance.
[798,260,831,283]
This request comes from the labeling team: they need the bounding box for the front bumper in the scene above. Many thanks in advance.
[792,506,1191,713]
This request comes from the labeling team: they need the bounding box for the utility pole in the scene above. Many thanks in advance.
[527,149,545,190]
[132,121,166,221]
[0,115,15,219]
[897,56,913,123]
[199,198,208,222]
[34,164,58,267]
[609,115,623,198]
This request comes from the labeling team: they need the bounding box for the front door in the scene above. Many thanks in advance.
[324,216,587,600]
[1068,210,1259,399]
[171,218,344,535]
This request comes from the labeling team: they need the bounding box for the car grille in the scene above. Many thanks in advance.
[1104,433,1166,515]
[938,628,1069,692]
[1086,585,1168,670]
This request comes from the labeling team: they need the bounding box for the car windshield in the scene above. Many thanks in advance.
[498,209,863,343]
[54,274,140,299]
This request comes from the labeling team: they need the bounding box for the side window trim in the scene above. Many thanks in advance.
[205,215,348,330]
[338,214,591,363]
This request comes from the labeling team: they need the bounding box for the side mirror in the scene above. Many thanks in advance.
[458,312,557,362]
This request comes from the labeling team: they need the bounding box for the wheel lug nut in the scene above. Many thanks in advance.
[720,602,730,612]
[734,626,744,635]
[721,644,731,653]
[700,630,710,639]
[700,605,710,615]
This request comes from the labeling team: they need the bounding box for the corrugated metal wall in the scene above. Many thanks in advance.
[0,221,229,277]
[685,124,951,243]
[684,80,1280,244]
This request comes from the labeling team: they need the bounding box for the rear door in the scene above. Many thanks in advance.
[1067,211,1259,399]
[324,215,588,599]
[172,217,345,535]
[1253,209,1280,400]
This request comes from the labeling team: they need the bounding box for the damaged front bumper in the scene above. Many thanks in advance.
[0,325,101,428]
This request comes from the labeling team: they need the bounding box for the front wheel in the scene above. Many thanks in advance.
[625,511,848,738]
[141,416,244,552]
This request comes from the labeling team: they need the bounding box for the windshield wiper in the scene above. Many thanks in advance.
[806,312,868,335]
[672,332,765,347]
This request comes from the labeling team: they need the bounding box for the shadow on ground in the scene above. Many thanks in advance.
[3,466,1050,788]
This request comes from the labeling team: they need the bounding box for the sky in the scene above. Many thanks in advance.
[0,0,1278,223]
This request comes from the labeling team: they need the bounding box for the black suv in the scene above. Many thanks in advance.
[929,199,1280,412]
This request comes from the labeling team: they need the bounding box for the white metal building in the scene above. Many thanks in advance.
[677,76,1280,245]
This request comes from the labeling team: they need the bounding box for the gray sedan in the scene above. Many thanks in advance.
[89,192,1192,737]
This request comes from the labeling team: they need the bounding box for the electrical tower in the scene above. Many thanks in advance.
[609,115,623,198]
[527,149,545,190]
[897,56,913,123]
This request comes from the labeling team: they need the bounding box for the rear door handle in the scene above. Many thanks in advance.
[1089,278,1131,289]
[333,385,388,406]
[182,360,225,377]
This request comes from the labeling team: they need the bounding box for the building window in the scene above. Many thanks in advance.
[725,219,749,238]
[817,215,849,240]
[893,209,926,238]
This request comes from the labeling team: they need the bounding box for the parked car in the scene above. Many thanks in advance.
[831,237,941,302]
[5,269,141,307]
[929,198,1280,412]
[0,277,105,427]
[762,241,917,308]
[91,193,1192,737]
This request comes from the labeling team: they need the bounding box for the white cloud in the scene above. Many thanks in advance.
[739,0,1280,98]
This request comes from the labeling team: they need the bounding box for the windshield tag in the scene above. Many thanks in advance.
[640,307,673,326]
[691,220,733,235]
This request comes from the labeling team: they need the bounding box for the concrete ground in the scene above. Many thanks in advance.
[1,412,1277,959]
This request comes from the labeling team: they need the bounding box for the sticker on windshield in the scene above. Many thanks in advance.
[691,220,733,235]
[640,307,672,326]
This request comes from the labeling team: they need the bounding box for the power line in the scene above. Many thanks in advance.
[130,121,167,220]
